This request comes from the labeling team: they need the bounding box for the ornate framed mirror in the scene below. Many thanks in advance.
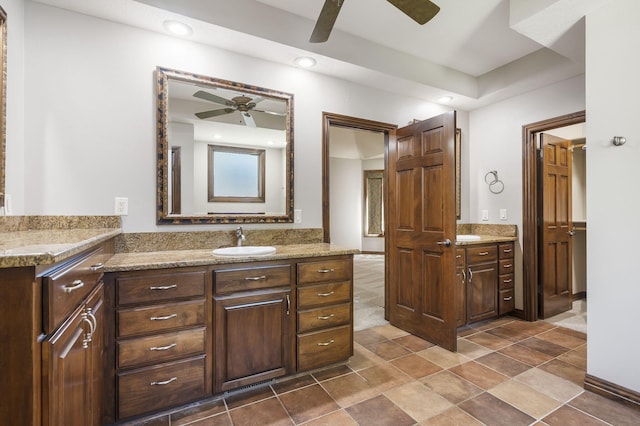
[156,67,294,224]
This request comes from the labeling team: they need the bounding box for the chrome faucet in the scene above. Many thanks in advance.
[236,226,246,247]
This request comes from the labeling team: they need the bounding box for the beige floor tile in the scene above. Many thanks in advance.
[489,379,562,419]
[420,407,484,425]
[514,368,583,403]
[417,345,471,369]
[346,342,385,371]
[301,409,358,426]
[384,381,453,422]
[421,370,483,404]
[456,339,493,359]
[370,323,410,339]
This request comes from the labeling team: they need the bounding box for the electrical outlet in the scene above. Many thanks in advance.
[294,209,302,224]
[481,209,489,221]
[500,209,508,220]
[114,197,128,215]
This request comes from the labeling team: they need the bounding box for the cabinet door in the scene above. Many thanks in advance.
[213,289,292,393]
[43,283,104,426]
[467,264,497,323]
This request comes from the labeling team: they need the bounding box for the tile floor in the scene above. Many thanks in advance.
[121,317,640,425]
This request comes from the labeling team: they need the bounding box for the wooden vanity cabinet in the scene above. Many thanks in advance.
[498,243,515,314]
[212,263,294,393]
[113,267,208,420]
[296,257,353,371]
[455,249,467,327]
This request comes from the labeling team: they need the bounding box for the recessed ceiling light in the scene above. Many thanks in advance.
[438,95,454,103]
[213,134,222,139]
[294,57,316,68]
[163,20,193,37]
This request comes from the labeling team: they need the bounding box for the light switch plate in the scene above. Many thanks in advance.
[294,209,302,224]
[500,209,508,220]
[4,194,12,215]
[481,209,489,221]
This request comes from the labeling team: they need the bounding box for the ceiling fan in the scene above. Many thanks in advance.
[193,90,283,127]
[310,0,440,43]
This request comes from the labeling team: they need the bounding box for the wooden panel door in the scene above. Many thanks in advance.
[388,112,457,351]
[539,133,573,318]
[213,289,292,392]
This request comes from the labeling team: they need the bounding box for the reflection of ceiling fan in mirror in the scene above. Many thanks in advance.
[193,90,284,128]
[310,0,440,43]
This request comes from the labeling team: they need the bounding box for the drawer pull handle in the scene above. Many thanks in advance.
[150,377,177,386]
[503,279,513,284]
[503,296,513,301]
[286,294,291,316]
[318,313,335,320]
[461,270,466,283]
[503,264,512,268]
[478,252,489,256]
[150,343,177,351]
[503,249,512,253]
[63,279,85,293]
[90,263,104,271]
[456,255,462,259]
[317,291,335,297]
[317,339,335,346]
[150,313,177,321]
[149,285,177,291]
[244,275,267,281]
[317,268,335,273]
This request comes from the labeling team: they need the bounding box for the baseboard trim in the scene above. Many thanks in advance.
[510,309,525,320]
[584,374,640,411]
[572,291,587,301]
[359,251,384,255]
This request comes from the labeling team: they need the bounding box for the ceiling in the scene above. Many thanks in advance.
[33,0,605,110]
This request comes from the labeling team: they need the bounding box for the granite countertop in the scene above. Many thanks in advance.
[105,243,359,272]
[455,234,518,246]
[0,228,123,268]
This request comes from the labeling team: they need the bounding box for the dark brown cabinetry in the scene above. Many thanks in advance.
[114,267,208,419]
[296,257,353,371]
[212,263,293,393]
[456,241,515,326]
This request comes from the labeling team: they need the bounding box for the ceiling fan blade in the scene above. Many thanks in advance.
[310,0,344,43]
[387,0,440,25]
[193,90,234,106]
[242,112,256,128]
[253,108,286,117]
[195,108,234,119]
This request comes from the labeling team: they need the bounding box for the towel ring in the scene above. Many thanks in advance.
[485,170,504,194]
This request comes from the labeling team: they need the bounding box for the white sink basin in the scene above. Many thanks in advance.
[456,234,481,242]
[212,246,276,257]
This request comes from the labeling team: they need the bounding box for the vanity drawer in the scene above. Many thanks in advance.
[466,245,497,264]
[117,299,206,337]
[298,281,351,309]
[43,247,106,333]
[117,270,206,306]
[499,243,514,259]
[499,259,514,275]
[117,356,206,419]
[499,289,515,314]
[298,303,351,333]
[214,264,291,294]
[455,249,466,267]
[499,274,514,290]
[297,325,352,371]
[117,327,206,369]
[297,259,352,285]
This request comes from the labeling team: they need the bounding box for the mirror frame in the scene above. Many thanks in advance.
[0,7,6,210]
[155,67,294,224]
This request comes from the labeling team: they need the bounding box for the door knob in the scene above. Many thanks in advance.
[436,239,452,247]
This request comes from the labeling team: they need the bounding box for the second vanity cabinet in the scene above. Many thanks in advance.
[456,241,515,326]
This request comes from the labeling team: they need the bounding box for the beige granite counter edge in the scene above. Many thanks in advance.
[455,235,518,246]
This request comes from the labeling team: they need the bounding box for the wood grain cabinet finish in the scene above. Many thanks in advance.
[456,241,515,326]
[296,257,353,372]
[114,267,208,420]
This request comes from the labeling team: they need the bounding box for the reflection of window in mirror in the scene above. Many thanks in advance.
[208,145,265,202]
[170,147,181,214]
[364,170,384,237]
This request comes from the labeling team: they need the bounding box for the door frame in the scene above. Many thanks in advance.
[321,112,396,319]
[522,110,585,321]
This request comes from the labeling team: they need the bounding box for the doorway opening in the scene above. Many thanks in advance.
[321,112,396,330]
[522,110,586,328]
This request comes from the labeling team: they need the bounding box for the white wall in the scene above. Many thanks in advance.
[468,75,586,309]
[329,156,362,250]
[586,0,640,393]
[17,2,449,232]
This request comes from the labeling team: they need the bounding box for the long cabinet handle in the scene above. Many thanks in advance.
[468,268,473,282]
[317,313,335,320]
[317,269,335,273]
[244,276,267,281]
[150,377,177,386]
[317,339,335,346]
[150,313,177,321]
[461,270,466,283]
[63,279,85,294]
[149,285,177,291]
[317,291,335,297]
[150,343,177,351]
[286,294,291,316]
